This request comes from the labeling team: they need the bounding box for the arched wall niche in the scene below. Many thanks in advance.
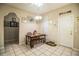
[4,12,20,44]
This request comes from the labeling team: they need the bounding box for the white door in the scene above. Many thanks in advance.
[58,14,74,48]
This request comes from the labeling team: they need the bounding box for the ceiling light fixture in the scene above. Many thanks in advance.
[34,16,42,20]
[32,3,43,7]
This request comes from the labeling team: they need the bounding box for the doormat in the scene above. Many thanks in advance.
[46,41,57,47]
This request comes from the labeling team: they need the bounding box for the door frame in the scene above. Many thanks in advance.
[58,14,74,48]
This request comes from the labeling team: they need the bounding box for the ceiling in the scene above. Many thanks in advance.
[7,3,69,14]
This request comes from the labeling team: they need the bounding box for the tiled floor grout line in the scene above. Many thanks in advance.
[50,47,60,56]
[60,47,65,56]
[10,46,15,56]
[5,46,11,56]
[50,46,60,55]
[60,46,73,56]
[18,45,28,56]
[39,46,59,56]
[71,49,73,56]
[2,44,79,56]
[11,45,17,56]
[37,47,50,55]
[15,44,26,56]
[19,45,37,56]
[38,49,48,56]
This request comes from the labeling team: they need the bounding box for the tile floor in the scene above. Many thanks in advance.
[0,43,79,56]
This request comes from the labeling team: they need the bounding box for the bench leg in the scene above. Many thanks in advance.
[43,39,46,43]
[30,40,34,48]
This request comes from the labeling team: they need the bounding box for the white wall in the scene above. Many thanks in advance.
[19,21,39,44]
[39,16,58,42]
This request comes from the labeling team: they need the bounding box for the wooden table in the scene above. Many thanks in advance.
[26,34,46,48]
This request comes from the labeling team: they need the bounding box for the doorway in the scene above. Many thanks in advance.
[58,13,74,48]
[4,12,19,45]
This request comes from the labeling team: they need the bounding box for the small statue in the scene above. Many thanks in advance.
[33,30,37,35]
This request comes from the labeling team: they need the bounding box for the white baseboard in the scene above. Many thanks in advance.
[57,44,79,51]
[19,41,25,45]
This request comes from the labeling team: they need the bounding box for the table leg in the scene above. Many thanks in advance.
[30,40,34,48]
[43,36,46,43]
[43,39,45,43]
[26,36,27,44]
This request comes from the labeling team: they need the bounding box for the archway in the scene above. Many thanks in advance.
[4,12,19,45]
